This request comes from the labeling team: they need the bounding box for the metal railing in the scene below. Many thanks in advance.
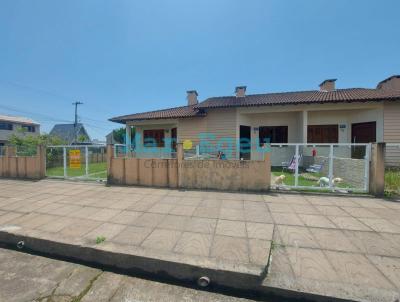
[46,145,107,180]
[270,143,371,193]
[113,144,177,159]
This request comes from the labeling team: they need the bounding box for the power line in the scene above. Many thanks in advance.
[0,80,74,102]
[0,104,71,123]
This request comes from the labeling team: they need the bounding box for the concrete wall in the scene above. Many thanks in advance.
[180,159,270,192]
[107,144,271,192]
[108,157,178,188]
[384,101,400,167]
[0,146,45,180]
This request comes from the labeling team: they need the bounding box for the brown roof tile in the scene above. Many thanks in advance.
[110,87,400,123]
[196,88,400,109]
[109,105,205,123]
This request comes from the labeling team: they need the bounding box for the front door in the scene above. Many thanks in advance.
[351,121,376,158]
[240,125,251,160]
[171,127,177,152]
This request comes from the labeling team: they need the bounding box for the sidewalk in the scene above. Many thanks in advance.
[0,179,400,301]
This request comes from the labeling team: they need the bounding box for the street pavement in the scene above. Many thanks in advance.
[1,179,400,301]
[0,247,267,302]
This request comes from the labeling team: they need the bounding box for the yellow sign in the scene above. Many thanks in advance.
[183,139,193,150]
[69,150,81,169]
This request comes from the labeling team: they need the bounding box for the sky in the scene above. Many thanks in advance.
[0,0,399,140]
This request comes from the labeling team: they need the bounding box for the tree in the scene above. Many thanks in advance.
[8,132,65,156]
[113,127,135,144]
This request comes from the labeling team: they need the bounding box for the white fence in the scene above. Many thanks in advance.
[270,143,371,193]
[113,144,177,159]
[385,143,400,167]
[46,145,107,180]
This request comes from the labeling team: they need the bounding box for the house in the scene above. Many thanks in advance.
[0,114,40,145]
[50,123,91,145]
[110,75,400,165]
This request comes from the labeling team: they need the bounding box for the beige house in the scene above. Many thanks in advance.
[0,114,40,146]
[110,75,400,165]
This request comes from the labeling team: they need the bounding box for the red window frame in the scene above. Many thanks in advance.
[143,129,165,147]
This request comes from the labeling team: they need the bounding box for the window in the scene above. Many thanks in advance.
[0,123,13,131]
[307,125,338,143]
[21,125,35,132]
[143,129,165,147]
[259,126,288,145]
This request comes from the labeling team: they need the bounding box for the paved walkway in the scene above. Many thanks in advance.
[0,179,400,301]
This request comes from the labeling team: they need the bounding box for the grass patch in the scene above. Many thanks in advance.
[46,162,107,179]
[271,167,351,188]
[385,168,400,197]
[95,236,106,244]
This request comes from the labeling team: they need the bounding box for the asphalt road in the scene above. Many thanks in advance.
[0,247,271,302]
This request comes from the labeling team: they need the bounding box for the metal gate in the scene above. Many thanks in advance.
[270,143,371,193]
[46,145,107,181]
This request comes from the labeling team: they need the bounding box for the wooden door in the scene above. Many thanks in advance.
[351,122,376,158]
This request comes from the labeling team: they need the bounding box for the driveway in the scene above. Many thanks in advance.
[0,179,400,301]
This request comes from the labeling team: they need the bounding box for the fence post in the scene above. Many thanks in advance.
[364,144,371,192]
[369,143,385,196]
[63,147,67,178]
[37,145,46,178]
[294,144,299,187]
[264,145,271,190]
[177,143,184,188]
[328,145,334,189]
[107,144,113,184]
[85,146,89,177]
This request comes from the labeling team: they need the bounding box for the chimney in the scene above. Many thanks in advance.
[186,90,198,106]
[319,79,337,92]
[235,86,247,97]
[377,75,400,91]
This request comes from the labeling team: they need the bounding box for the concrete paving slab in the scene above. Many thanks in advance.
[184,217,217,234]
[367,255,400,289]
[275,225,320,249]
[358,218,400,233]
[108,210,142,225]
[298,214,337,228]
[328,216,373,231]
[174,231,212,257]
[211,235,249,263]
[216,220,247,237]
[141,228,182,251]
[84,222,127,242]
[286,247,339,282]
[246,222,274,240]
[110,225,153,246]
[1,180,400,302]
[324,250,395,289]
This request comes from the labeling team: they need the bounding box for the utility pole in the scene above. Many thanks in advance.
[72,101,83,143]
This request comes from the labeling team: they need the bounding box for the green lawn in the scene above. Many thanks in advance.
[385,168,400,197]
[46,162,107,179]
[271,167,351,188]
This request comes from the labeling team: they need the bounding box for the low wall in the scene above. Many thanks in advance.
[181,159,270,191]
[108,157,178,188]
[107,145,271,192]
[0,146,45,180]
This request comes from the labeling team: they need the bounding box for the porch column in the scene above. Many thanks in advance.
[126,124,132,150]
[302,110,308,143]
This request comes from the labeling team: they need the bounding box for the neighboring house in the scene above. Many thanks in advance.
[110,75,400,165]
[106,131,118,145]
[0,114,40,145]
[50,123,91,145]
